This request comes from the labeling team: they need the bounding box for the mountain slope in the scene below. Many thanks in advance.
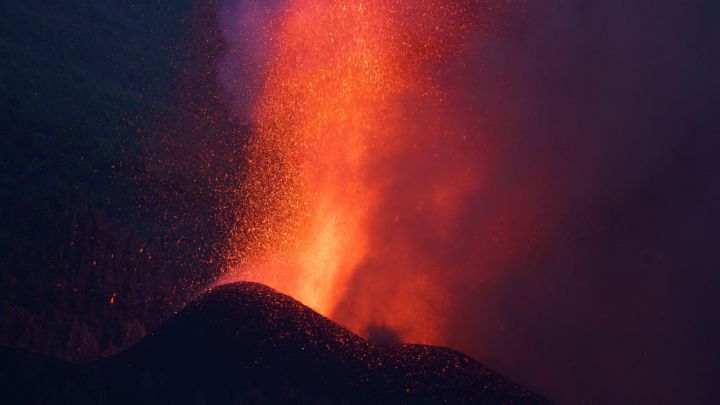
[1,282,550,404]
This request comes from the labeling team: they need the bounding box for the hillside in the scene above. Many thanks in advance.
[1,282,551,404]
[0,0,232,362]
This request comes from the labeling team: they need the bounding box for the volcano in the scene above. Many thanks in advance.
[1,282,549,404]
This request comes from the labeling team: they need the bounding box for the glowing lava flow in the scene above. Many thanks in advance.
[224,0,486,342]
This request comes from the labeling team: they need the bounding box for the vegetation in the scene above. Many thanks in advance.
[0,0,233,361]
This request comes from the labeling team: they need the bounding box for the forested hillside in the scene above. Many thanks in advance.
[0,0,240,361]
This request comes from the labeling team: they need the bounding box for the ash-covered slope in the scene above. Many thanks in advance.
[2,282,550,404]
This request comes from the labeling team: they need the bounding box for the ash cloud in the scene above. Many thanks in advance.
[335,1,720,403]
[217,1,720,403]
[459,2,719,403]
[217,0,285,121]
[366,323,401,346]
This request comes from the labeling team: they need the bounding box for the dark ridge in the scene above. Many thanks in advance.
[1,282,550,404]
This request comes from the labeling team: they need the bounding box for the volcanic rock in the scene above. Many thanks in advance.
[1,282,550,404]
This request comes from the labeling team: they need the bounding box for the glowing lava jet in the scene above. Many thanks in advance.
[224,0,491,344]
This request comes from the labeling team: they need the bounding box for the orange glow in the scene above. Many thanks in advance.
[223,0,487,343]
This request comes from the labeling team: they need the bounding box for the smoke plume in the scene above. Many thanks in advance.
[215,1,720,403]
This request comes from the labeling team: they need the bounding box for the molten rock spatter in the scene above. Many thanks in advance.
[222,0,501,349]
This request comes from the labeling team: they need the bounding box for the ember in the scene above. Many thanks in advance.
[222,0,496,345]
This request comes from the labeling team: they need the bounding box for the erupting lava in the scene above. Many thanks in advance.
[223,0,492,344]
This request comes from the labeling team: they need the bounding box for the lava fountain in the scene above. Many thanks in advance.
[222,0,500,344]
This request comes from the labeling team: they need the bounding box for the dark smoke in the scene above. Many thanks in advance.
[336,1,720,403]
[217,1,720,403]
[366,323,401,346]
[217,0,284,121]
[432,1,718,403]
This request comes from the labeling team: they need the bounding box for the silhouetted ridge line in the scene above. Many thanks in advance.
[1,282,551,404]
